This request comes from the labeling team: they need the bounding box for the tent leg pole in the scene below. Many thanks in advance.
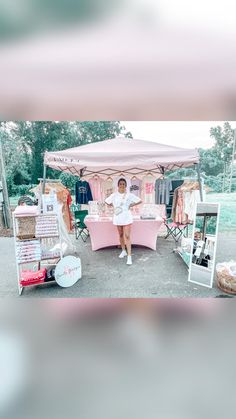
[40,164,47,212]
[196,163,203,202]
[42,164,47,194]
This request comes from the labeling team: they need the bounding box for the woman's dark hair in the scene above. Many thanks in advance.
[118,178,127,186]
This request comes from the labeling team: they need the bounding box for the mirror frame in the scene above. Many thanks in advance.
[188,202,221,288]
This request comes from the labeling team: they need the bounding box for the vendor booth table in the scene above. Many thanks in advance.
[85,216,163,251]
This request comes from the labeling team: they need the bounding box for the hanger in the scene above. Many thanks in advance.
[119,172,125,177]
[107,176,113,181]
[93,173,99,180]
[131,175,137,180]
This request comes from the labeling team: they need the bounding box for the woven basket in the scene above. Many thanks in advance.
[216,266,236,295]
[16,216,36,240]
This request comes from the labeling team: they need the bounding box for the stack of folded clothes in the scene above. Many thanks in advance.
[140,215,156,220]
[35,215,59,238]
[16,240,41,264]
[14,205,39,217]
[20,268,47,286]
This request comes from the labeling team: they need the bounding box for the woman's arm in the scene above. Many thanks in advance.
[129,200,142,208]
[105,193,114,207]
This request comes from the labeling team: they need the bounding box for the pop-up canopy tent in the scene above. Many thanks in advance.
[43,136,203,199]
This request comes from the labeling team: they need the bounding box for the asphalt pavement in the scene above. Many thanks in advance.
[0,232,235,298]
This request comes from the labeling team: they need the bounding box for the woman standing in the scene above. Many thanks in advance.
[105,178,142,265]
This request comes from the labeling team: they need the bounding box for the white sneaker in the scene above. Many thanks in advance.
[119,249,127,258]
[127,256,132,265]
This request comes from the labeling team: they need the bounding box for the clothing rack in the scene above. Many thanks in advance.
[165,179,184,218]
[165,178,204,217]
[42,161,204,203]
[38,178,61,183]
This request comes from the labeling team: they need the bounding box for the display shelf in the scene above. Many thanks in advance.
[13,212,63,295]
[17,256,61,265]
[35,235,60,239]
[20,280,56,288]
[16,237,39,242]
[16,236,60,242]
[14,214,39,218]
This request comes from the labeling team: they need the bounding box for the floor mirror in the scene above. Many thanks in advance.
[188,203,220,288]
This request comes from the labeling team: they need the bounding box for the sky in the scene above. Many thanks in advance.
[122,122,236,149]
[128,0,236,35]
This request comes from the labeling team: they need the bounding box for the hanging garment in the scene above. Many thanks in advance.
[205,237,215,258]
[175,189,188,224]
[30,182,73,232]
[171,187,188,224]
[155,179,172,205]
[75,180,93,205]
[142,175,156,204]
[88,176,103,201]
[183,190,201,222]
[171,187,179,221]
[101,179,114,200]
[57,188,73,232]
[130,178,142,198]
[195,240,205,258]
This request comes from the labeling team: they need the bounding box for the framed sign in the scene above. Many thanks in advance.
[42,193,58,214]
[55,256,82,288]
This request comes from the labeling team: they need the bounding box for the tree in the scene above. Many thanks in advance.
[0,122,31,194]
[1,121,132,194]
[199,147,223,177]
[210,122,234,165]
[209,122,234,192]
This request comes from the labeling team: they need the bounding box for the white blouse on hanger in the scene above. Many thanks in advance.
[142,175,155,204]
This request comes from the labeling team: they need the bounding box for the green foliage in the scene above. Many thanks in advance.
[203,174,223,193]
[59,173,77,194]
[206,217,217,235]
[200,122,235,192]
[210,122,234,166]
[166,167,196,179]
[199,148,223,176]
[0,121,131,196]
[206,192,236,232]
[10,184,37,197]
[0,123,31,195]
[195,215,217,236]
[0,0,121,41]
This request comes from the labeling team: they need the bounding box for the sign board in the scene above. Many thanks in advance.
[55,256,82,288]
[42,193,58,214]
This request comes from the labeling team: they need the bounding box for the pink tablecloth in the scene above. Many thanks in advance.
[85,216,163,251]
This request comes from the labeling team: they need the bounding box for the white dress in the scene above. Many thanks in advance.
[105,192,141,226]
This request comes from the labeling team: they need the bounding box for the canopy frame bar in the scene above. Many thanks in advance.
[44,162,196,177]
[43,145,203,202]
[43,163,203,202]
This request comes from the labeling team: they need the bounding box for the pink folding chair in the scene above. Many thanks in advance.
[162,217,190,243]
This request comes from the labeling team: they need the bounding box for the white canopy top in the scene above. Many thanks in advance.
[44,136,199,178]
